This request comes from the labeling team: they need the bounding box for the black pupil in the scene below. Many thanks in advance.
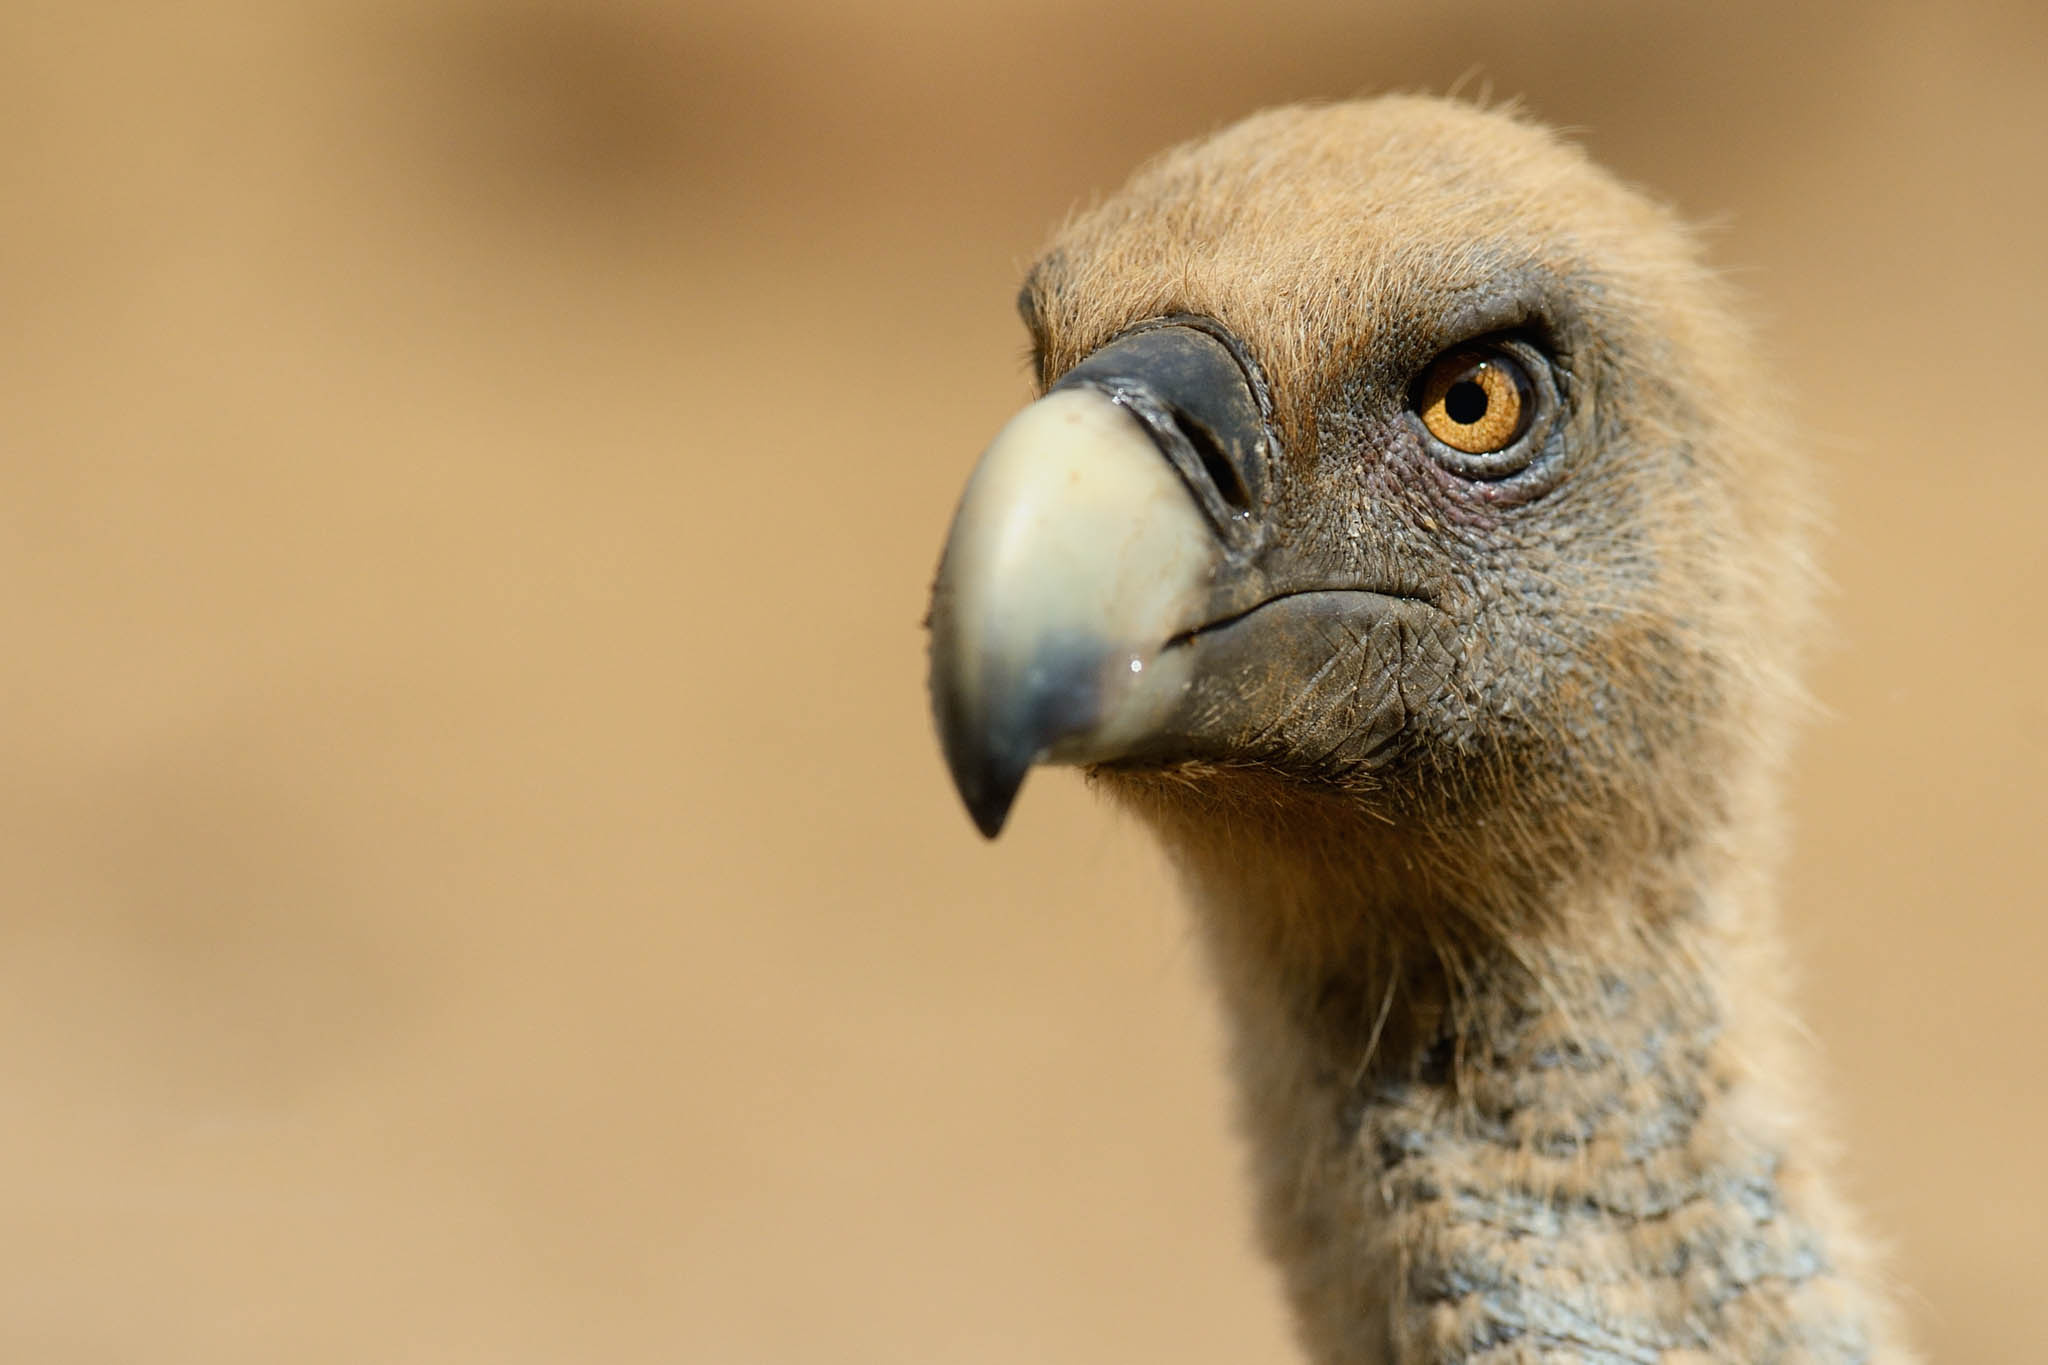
[1444,376,1489,425]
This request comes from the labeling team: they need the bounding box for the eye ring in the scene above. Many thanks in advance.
[1409,341,1555,478]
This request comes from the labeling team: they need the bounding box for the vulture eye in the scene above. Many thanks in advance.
[1414,346,1537,459]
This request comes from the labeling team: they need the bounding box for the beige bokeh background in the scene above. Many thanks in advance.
[0,2,2040,1360]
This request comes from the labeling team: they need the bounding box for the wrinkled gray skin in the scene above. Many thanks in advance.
[1087,261,1717,854]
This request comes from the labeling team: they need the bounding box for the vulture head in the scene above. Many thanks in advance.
[925,99,1901,1364]
[930,97,1808,967]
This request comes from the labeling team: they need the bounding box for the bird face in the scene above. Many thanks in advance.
[929,100,1807,883]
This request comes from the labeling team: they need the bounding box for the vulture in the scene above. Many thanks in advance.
[925,99,1914,1364]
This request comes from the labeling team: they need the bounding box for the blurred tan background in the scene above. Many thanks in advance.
[0,1,2040,1360]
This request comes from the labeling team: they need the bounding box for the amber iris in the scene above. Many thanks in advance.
[1416,348,1533,454]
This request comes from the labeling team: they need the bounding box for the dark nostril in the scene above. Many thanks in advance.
[1173,411,1252,511]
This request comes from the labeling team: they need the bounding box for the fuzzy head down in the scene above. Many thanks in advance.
[1015,99,1817,948]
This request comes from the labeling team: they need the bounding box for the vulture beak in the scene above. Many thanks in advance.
[927,323,1271,837]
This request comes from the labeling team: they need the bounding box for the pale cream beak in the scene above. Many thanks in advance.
[927,387,1219,836]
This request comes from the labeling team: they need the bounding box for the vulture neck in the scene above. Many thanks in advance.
[1128,786,1898,1365]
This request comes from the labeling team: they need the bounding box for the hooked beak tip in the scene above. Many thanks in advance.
[934,703,1028,838]
[964,774,1022,840]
